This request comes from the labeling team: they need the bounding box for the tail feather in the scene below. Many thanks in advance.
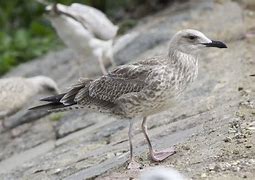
[28,102,67,111]
[30,78,91,112]
[29,78,115,113]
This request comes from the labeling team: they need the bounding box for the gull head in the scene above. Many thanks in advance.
[28,76,60,95]
[169,29,227,55]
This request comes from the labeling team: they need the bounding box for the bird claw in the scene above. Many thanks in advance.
[150,147,176,162]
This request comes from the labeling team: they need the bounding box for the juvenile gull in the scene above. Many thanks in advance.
[0,76,59,119]
[45,2,118,74]
[30,29,227,169]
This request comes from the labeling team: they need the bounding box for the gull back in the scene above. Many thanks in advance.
[68,3,118,40]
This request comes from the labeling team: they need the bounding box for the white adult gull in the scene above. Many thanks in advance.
[30,29,227,169]
[45,2,119,74]
[0,76,59,119]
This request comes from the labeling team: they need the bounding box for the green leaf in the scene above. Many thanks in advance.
[0,31,12,51]
[13,29,29,50]
[30,21,53,36]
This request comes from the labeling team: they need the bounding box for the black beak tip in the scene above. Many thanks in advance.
[218,41,227,48]
[203,40,227,48]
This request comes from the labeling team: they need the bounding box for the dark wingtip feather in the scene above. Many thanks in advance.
[28,103,52,111]
[40,93,65,102]
[29,102,66,111]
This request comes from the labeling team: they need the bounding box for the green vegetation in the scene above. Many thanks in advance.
[0,0,61,75]
[0,23,60,75]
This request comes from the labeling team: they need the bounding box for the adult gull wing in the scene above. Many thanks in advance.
[56,3,118,40]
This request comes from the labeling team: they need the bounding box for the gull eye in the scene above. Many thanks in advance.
[188,35,197,40]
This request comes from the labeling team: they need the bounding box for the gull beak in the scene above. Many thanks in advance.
[202,40,227,48]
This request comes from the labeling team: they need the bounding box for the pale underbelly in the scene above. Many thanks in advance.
[142,98,177,117]
[122,95,178,118]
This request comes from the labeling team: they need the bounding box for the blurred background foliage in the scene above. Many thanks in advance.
[0,0,171,75]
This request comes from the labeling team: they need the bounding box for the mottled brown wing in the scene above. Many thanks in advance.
[88,64,150,102]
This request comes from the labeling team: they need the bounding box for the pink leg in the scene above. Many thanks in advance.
[141,117,176,162]
[127,119,142,169]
